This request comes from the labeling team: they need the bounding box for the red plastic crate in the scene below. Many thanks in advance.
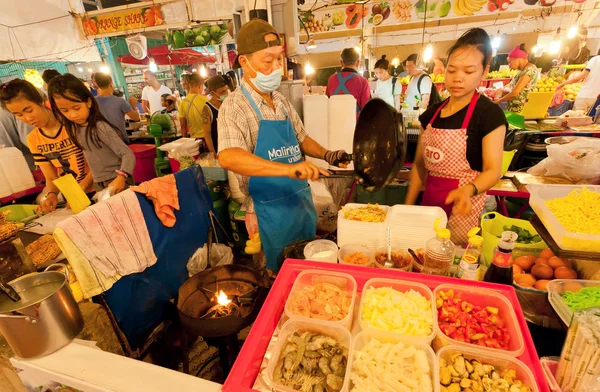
[223,259,551,392]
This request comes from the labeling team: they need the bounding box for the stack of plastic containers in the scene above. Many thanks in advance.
[337,203,448,251]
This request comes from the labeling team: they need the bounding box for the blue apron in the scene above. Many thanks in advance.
[332,72,360,115]
[242,86,317,270]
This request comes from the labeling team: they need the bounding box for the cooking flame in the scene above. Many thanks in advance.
[217,290,231,306]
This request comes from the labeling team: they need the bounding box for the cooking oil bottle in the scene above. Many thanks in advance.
[455,227,483,281]
[423,219,455,276]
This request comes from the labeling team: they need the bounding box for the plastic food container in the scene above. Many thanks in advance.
[348,330,439,392]
[547,279,600,326]
[338,245,374,267]
[359,278,436,344]
[528,184,600,252]
[284,270,357,331]
[373,248,412,271]
[266,319,352,392]
[437,345,540,392]
[303,240,338,263]
[433,283,525,357]
[540,357,562,392]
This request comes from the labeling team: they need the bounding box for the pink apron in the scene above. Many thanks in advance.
[421,93,486,245]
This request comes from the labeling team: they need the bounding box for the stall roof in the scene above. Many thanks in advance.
[0,0,100,63]
[117,44,216,65]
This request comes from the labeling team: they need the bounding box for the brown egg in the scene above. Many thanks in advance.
[535,258,550,266]
[540,249,555,259]
[514,273,537,287]
[531,264,554,280]
[563,281,583,293]
[516,282,534,288]
[514,256,535,272]
[513,265,524,276]
[554,267,578,280]
[548,256,566,270]
[534,280,551,291]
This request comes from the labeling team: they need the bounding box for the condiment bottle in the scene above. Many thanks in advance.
[484,231,518,285]
[423,219,455,276]
[455,227,483,281]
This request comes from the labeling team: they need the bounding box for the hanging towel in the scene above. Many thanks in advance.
[53,227,120,299]
[56,189,157,278]
[131,174,180,227]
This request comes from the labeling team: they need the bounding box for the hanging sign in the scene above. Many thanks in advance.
[82,5,165,36]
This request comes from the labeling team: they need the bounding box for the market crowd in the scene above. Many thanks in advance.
[0,68,230,213]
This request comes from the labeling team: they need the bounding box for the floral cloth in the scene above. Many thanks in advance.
[507,63,539,113]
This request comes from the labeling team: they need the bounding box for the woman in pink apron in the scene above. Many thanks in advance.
[406,28,507,246]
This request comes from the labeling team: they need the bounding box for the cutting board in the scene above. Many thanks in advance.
[512,173,574,192]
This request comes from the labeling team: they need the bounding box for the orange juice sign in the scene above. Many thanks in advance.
[82,5,164,36]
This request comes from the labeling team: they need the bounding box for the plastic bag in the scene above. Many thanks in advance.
[309,180,336,232]
[92,187,114,203]
[528,139,600,184]
[550,89,565,108]
[186,243,234,276]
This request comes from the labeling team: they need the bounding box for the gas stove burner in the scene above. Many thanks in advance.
[177,264,270,338]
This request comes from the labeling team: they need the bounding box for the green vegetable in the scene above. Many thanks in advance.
[500,225,542,244]
[563,286,600,311]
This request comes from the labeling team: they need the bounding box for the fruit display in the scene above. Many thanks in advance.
[436,289,511,350]
[562,83,582,100]
[369,2,392,25]
[513,250,578,291]
[300,12,332,33]
[166,24,229,48]
[453,0,486,16]
[487,69,519,79]
[533,76,559,93]
[433,74,445,83]
[351,338,433,391]
[361,286,434,336]
[332,10,345,26]
[416,0,451,19]
[391,0,413,21]
[488,0,515,11]
[439,354,533,391]
[288,282,352,322]
[345,4,369,29]
[272,331,348,391]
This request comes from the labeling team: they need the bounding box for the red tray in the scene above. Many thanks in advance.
[223,259,551,392]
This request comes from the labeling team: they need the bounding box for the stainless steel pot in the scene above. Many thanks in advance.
[0,265,83,358]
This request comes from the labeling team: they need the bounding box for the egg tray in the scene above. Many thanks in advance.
[222,259,551,392]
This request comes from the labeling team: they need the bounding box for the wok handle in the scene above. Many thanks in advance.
[0,313,38,323]
[44,263,70,283]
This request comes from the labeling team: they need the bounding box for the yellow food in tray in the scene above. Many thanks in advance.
[545,187,600,235]
[342,204,387,222]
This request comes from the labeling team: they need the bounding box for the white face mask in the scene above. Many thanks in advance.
[244,57,282,93]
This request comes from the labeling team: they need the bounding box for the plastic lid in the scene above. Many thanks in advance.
[469,235,484,247]
[498,231,518,250]
[436,228,451,239]
[467,227,481,238]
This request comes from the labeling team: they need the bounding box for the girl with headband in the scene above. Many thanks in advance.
[494,44,539,113]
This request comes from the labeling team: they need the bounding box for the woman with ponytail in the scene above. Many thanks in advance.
[374,55,401,109]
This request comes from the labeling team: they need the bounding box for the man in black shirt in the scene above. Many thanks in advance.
[205,75,230,152]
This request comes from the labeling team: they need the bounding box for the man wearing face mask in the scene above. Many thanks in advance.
[218,19,349,271]
[205,75,230,152]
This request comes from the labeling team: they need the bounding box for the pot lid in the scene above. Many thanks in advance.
[353,98,408,190]
[0,272,66,313]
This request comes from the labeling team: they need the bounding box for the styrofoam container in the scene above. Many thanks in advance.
[348,330,438,392]
[437,346,540,392]
[337,203,447,251]
[359,278,436,344]
[284,270,357,331]
[338,245,374,267]
[303,240,338,263]
[547,279,600,326]
[528,184,600,252]
[433,283,525,357]
[339,203,391,225]
[266,319,352,392]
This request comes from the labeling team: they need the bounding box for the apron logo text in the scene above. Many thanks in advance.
[268,145,302,163]
[424,146,444,163]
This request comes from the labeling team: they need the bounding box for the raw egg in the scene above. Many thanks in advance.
[540,249,555,259]
[548,256,566,270]
[514,256,535,272]
[535,258,550,266]
[514,273,537,287]
[534,280,551,291]
[531,264,554,280]
[554,267,577,280]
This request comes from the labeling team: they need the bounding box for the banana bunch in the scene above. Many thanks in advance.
[453,0,486,16]
[245,233,262,255]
